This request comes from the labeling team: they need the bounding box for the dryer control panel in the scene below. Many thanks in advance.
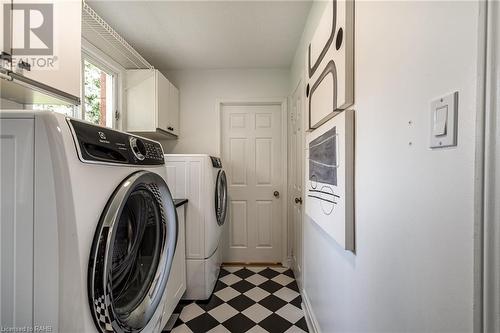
[68,118,164,165]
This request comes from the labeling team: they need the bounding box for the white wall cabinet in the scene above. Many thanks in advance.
[125,69,179,138]
[160,204,187,329]
[167,80,180,136]
[6,0,82,98]
[0,1,12,71]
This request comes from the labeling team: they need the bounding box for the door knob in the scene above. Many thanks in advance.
[295,197,303,204]
[273,191,280,198]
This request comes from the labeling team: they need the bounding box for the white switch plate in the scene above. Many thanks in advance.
[430,92,458,148]
[433,106,448,136]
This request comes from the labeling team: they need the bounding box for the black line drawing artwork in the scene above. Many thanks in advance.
[308,189,340,198]
[308,126,339,215]
[306,0,354,130]
[307,185,338,215]
[309,126,337,185]
[307,195,337,204]
[305,111,354,252]
[308,60,338,129]
[308,0,337,78]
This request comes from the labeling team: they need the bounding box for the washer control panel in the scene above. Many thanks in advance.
[68,118,164,165]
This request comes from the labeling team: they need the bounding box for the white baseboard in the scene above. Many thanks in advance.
[301,289,320,333]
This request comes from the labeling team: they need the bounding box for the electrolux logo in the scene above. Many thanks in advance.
[98,131,110,144]
[3,2,57,70]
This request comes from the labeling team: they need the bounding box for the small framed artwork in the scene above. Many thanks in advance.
[306,0,354,130]
[305,110,354,252]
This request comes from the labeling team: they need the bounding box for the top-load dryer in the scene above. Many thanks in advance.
[165,154,228,300]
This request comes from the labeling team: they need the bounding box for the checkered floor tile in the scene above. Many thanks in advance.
[163,266,309,333]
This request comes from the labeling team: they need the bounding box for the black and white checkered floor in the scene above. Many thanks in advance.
[163,266,309,333]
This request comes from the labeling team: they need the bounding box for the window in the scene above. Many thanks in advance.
[26,43,122,129]
[83,59,115,128]
[29,104,76,117]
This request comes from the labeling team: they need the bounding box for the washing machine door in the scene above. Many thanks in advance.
[215,170,228,226]
[88,171,177,333]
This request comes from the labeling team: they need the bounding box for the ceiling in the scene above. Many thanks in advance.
[86,1,312,70]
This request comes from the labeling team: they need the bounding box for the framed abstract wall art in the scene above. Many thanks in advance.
[306,0,354,130]
[305,110,354,252]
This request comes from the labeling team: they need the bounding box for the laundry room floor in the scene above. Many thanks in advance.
[163,266,309,333]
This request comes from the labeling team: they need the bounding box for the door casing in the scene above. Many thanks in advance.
[288,79,305,289]
[474,2,500,332]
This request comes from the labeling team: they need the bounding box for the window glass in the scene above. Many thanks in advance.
[23,57,116,127]
[84,60,114,128]
[28,104,76,117]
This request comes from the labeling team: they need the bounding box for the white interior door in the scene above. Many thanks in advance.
[221,103,283,263]
[289,83,305,286]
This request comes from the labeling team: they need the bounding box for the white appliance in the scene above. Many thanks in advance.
[165,154,228,300]
[160,203,187,329]
[0,111,178,332]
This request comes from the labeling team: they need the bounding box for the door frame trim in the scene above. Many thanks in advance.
[475,1,500,332]
[216,98,288,265]
[288,78,306,283]
[473,2,487,331]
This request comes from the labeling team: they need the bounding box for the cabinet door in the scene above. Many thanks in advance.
[0,0,12,71]
[167,81,180,136]
[126,69,156,132]
[0,118,34,329]
[156,70,170,133]
[10,0,81,97]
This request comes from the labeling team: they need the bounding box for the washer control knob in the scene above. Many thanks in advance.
[129,136,146,161]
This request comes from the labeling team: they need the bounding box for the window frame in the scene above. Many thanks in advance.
[81,39,126,130]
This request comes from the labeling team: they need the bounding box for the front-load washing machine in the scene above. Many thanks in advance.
[164,154,228,300]
[0,111,177,332]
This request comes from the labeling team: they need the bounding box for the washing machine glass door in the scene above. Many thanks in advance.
[88,171,177,333]
[215,170,228,226]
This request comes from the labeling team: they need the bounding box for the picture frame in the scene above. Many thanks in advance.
[306,0,354,130]
[305,109,354,252]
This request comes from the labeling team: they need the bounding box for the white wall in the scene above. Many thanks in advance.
[160,69,289,155]
[294,1,478,332]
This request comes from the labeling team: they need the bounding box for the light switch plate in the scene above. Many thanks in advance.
[430,92,458,148]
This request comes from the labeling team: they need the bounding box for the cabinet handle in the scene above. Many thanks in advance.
[168,126,174,131]
[0,52,12,63]
[18,60,31,71]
